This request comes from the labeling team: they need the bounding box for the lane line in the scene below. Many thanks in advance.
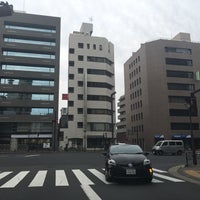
[81,185,102,200]
[25,154,40,158]
[152,178,164,183]
[153,172,185,182]
[0,171,29,188]
[28,170,47,187]
[88,169,113,184]
[0,172,13,180]
[55,170,69,186]
[72,169,94,185]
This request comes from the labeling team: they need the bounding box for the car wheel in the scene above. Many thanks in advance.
[145,177,152,183]
[158,150,163,156]
[105,168,112,182]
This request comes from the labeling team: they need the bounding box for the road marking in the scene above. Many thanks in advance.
[0,172,13,180]
[25,154,40,158]
[55,170,69,186]
[152,178,164,183]
[88,169,113,184]
[153,172,185,182]
[72,169,94,185]
[153,168,168,173]
[0,171,29,188]
[28,170,47,187]
[81,185,102,200]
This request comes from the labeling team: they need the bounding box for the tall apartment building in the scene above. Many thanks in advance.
[124,33,200,150]
[116,95,127,142]
[60,23,115,150]
[0,12,60,151]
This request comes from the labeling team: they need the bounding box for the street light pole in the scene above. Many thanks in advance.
[111,92,116,144]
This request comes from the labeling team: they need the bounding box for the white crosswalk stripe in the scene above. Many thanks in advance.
[28,170,47,187]
[0,171,30,188]
[0,168,185,189]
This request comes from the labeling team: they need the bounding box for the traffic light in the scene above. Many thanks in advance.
[0,2,13,17]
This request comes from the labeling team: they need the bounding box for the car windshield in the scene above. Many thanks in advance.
[110,145,143,154]
[155,141,162,146]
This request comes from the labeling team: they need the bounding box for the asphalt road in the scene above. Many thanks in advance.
[0,152,200,200]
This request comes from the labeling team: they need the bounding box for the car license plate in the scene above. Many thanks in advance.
[126,168,136,175]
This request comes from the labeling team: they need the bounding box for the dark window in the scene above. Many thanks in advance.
[68,101,74,107]
[69,48,75,54]
[68,87,74,93]
[78,55,84,61]
[165,47,192,54]
[87,44,90,49]
[87,95,111,102]
[87,109,111,115]
[77,108,83,114]
[168,96,190,103]
[69,74,74,79]
[87,56,113,65]
[78,68,84,74]
[93,44,96,49]
[169,109,189,116]
[68,115,74,121]
[171,123,199,130]
[78,81,83,87]
[77,122,83,128]
[87,69,112,77]
[99,45,103,51]
[69,61,74,67]
[168,83,195,91]
[78,43,84,48]
[78,94,83,100]
[87,82,113,89]
[167,70,193,78]
[165,58,193,66]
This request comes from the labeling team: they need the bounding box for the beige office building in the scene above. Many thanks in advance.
[124,33,200,150]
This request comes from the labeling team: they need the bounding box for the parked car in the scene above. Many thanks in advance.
[152,140,184,155]
[103,144,153,183]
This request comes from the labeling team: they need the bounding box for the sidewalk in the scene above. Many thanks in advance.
[169,163,200,186]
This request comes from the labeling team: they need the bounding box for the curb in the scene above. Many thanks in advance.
[168,165,200,186]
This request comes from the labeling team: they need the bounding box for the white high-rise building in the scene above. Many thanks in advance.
[60,23,115,150]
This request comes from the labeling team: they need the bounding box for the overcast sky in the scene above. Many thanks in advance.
[6,0,200,112]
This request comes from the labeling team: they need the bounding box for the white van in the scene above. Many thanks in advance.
[152,140,184,155]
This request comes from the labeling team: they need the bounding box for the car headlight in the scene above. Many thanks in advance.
[143,158,151,166]
[108,159,116,166]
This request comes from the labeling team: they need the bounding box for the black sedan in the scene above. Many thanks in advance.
[103,144,153,183]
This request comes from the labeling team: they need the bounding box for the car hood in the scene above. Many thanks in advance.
[110,154,146,165]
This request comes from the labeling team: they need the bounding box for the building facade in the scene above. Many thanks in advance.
[116,95,127,142]
[60,23,115,150]
[0,12,60,151]
[124,33,200,150]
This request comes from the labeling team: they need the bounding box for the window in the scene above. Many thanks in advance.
[68,101,74,107]
[68,87,74,93]
[78,55,84,61]
[69,74,74,79]
[78,43,84,48]
[87,69,112,77]
[171,123,199,130]
[87,123,111,131]
[69,48,75,54]
[167,70,193,78]
[87,56,113,65]
[69,61,74,67]
[78,68,84,74]
[68,115,74,121]
[87,95,111,102]
[93,44,96,50]
[78,94,83,100]
[87,82,113,89]
[3,51,55,59]
[168,96,190,103]
[87,44,90,49]
[87,109,111,115]
[2,64,55,73]
[99,45,103,51]
[77,122,83,128]
[77,108,83,114]
[165,47,192,54]
[78,81,83,87]
[168,83,195,91]
[165,58,193,66]
[169,109,189,116]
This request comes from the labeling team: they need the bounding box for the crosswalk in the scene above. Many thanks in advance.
[0,168,184,189]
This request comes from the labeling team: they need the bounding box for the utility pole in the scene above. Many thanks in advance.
[111,92,116,144]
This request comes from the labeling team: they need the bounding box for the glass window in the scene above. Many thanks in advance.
[165,47,192,54]
[69,48,75,54]
[171,123,199,130]
[78,81,83,87]
[78,68,84,74]
[5,24,56,33]
[78,43,84,48]
[77,122,83,128]
[167,70,193,78]
[168,83,195,91]
[165,58,193,66]
[68,87,74,93]
[69,61,74,66]
[77,108,83,114]
[69,74,74,79]
[78,55,84,61]
[4,37,55,46]
[168,96,190,103]
[3,51,55,59]
[2,64,55,73]
[78,94,83,100]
